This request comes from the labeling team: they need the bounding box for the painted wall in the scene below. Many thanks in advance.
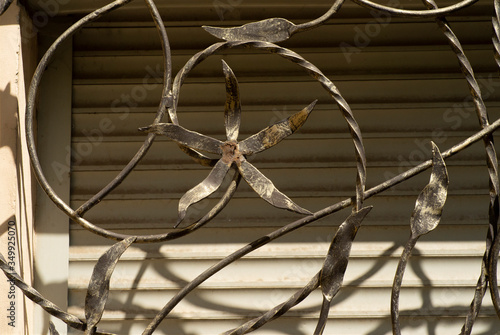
[0,3,36,334]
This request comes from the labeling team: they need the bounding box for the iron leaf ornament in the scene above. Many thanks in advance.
[391,142,449,335]
[141,61,316,226]
[85,236,136,334]
[203,0,347,43]
[410,141,449,238]
[203,18,298,43]
[315,206,373,335]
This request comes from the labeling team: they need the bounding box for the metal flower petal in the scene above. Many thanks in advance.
[203,18,297,43]
[238,159,311,215]
[239,100,317,155]
[140,123,224,155]
[177,159,232,226]
[222,60,242,142]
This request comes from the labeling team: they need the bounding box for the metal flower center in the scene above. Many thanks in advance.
[221,141,243,165]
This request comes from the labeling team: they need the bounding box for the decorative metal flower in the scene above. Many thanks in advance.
[140,60,316,226]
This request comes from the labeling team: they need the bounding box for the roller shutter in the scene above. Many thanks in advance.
[51,0,500,333]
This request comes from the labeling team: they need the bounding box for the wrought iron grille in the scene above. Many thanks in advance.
[1,0,500,334]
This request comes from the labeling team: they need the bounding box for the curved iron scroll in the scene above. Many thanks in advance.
[1,0,500,334]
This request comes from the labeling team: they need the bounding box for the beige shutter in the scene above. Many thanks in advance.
[60,1,500,333]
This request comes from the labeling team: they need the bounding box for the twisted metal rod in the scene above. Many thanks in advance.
[414,0,500,333]
[489,0,500,319]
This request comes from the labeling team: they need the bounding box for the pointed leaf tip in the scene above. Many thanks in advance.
[203,18,297,43]
[288,99,317,132]
[410,142,448,238]
[221,59,233,75]
[174,216,183,229]
[222,60,242,142]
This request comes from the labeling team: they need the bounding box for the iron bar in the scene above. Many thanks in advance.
[489,0,500,319]
[75,0,174,216]
[417,0,500,332]
[223,272,322,335]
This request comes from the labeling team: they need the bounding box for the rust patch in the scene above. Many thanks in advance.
[221,141,243,165]
[288,109,307,132]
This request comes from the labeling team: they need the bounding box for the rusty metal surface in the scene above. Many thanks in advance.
[1,0,500,334]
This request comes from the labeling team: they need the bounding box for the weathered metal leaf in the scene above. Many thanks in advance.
[139,123,223,155]
[314,207,372,335]
[85,236,136,333]
[0,0,13,15]
[202,18,297,43]
[238,159,311,215]
[177,159,231,226]
[222,60,242,142]
[239,100,317,155]
[48,321,60,335]
[410,142,448,238]
[320,206,373,300]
